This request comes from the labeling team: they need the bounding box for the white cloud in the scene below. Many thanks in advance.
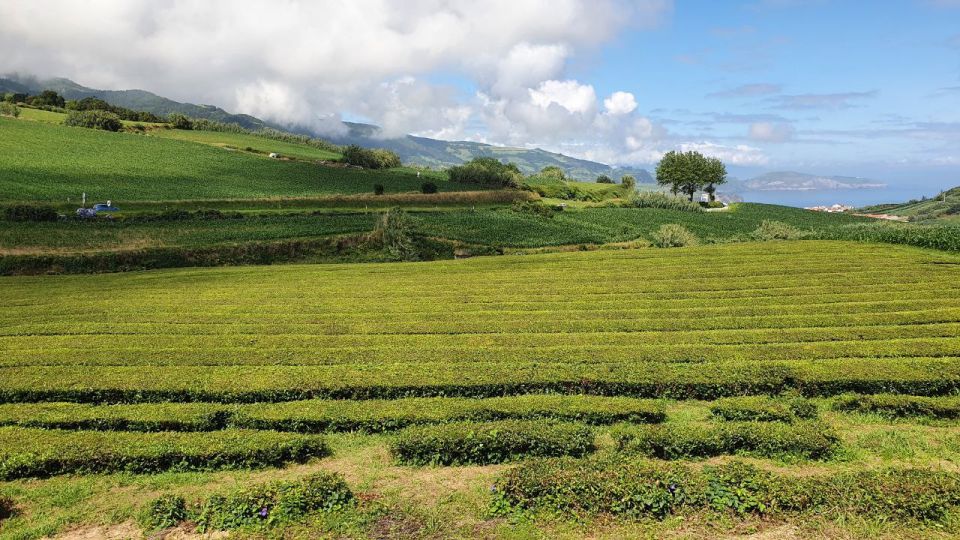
[603,91,638,115]
[528,80,597,114]
[748,121,795,142]
[679,141,769,165]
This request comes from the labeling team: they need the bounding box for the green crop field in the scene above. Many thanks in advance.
[0,116,468,203]
[2,240,960,538]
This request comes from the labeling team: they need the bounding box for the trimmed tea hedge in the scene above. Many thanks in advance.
[195,472,353,531]
[710,395,817,423]
[493,457,960,522]
[832,394,960,419]
[0,402,230,431]
[390,420,595,465]
[234,395,665,432]
[0,428,328,479]
[614,421,839,460]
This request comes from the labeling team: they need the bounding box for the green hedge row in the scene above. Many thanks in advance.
[832,394,960,419]
[144,472,353,531]
[3,359,958,403]
[390,420,595,465]
[493,457,960,522]
[709,395,817,423]
[0,427,328,479]
[614,421,839,460]
[0,396,664,433]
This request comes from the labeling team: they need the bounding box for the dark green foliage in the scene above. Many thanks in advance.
[64,110,122,132]
[390,420,595,465]
[421,182,438,194]
[614,421,839,460]
[832,394,960,419]
[650,223,697,247]
[710,396,817,423]
[196,473,353,531]
[66,97,163,122]
[621,175,637,191]
[0,402,231,432]
[655,150,725,201]
[0,495,14,521]
[4,204,58,222]
[628,192,704,212]
[27,90,65,108]
[0,102,19,118]
[374,183,385,195]
[494,457,960,522]
[596,174,614,184]
[448,157,523,188]
[342,145,402,169]
[512,200,558,218]
[369,207,417,260]
[143,494,187,530]
[168,113,193,130]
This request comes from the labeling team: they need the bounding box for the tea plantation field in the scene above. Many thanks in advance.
[1,240,960,539]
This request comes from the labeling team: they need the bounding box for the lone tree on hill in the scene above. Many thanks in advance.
[656,150,726,201]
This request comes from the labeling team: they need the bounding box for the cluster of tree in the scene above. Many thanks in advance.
[0,102,19,118]
[66,97,164,123]
[64,109,123,132]
[655,150,727,202]
[341,145,402,169]
[447,157,523,188]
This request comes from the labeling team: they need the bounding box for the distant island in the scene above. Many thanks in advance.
[738,171,887,191]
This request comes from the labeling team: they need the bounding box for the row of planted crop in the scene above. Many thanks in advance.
[2,358,959,402]
[0,393,953,434]
[6,339,960,369]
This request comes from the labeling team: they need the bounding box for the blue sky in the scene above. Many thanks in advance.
[1,0,957,196]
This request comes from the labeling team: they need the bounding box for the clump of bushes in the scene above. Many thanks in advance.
[0,102,20,118]
[341,145,401,169]
[512,200,558,218]
[628,192,704,212]
[167,113,193,130]
[493,457,960,522]
[833,394,960,419]
[66,97,163,122]
[614,421,839,460]
[390,420,595,465]
[650,224,697,248]
[596,174,614,184]
[374,184,385,195]
[0,495,15,521]
[448,157,523,188]
[710,395,817,423]
[196,472,353,531]
[143,473,352,532]
[421,182,438,194]
[751,220,805,241]
[64,109,123,132]
[4,204,58,222]
[368,207,417,261]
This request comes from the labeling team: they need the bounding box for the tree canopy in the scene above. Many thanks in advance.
[655,150,727,201]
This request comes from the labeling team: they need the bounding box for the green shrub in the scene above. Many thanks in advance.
[64,109,123,132]
[369,207,417,261]
[448,157,523,188]
[196,472,353,531]
[494,457,960,521]
[628,192,704,212]
[0,428,328,479]
[168,113,193,130]
[650,224,697,248]
[374,184,385,195]
[614,421,839,460]
[700,200,725,209]
[710,395,817,423]
[0,102,19,118]
[341,145,401,169]
[832,394,960,419]
[751,220,805,241]
[0,495,14,521]
[4,204,58,222]
[390,420,594,465]
[511,200,558,218]
[0,402,231,432]
[234,395,665,433]
[421,182,438,194]
[143,494,187,530]
[596,174,614,184]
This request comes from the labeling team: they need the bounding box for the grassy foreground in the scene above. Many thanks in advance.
[1,240,960,538]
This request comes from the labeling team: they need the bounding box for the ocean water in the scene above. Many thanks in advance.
[736,185,950,209]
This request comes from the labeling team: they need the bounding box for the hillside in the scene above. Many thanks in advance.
[0,115,458,202]
[1,75,654,181]
[860,185,960,222]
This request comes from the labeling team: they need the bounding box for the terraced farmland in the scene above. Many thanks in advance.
[1,240,960,538]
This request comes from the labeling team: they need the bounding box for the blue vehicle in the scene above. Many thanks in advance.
[92,203,119,212]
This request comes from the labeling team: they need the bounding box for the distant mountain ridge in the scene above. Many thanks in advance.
[739,171,886,191]
[0,74,652,182]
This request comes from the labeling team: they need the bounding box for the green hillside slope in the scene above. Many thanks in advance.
[0,117,459,202]
[861,186,960,222]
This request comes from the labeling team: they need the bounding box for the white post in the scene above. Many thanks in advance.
[82,192,86,207]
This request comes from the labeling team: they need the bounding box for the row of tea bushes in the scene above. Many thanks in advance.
[493,457,960,522]
[0,428,327,480]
